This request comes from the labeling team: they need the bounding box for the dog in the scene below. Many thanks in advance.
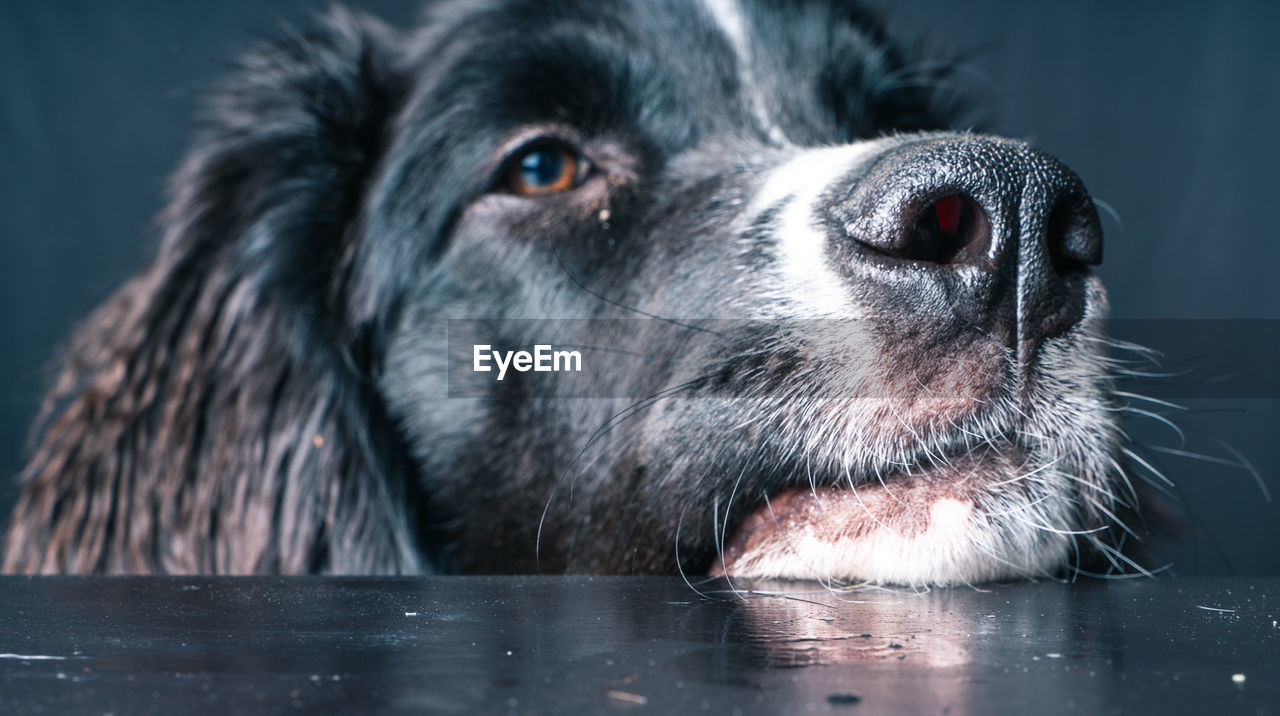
[1,0,1133,585]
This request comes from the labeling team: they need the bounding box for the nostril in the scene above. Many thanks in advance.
[1046,194,1103,273]
[935,194,963,234]
[903,193,990,266]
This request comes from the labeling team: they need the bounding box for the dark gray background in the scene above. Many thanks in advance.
[1,0,1277,574]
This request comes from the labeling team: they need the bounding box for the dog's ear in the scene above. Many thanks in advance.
[2,9,430,574]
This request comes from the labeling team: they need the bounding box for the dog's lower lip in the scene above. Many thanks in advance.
[709,445,1029,579]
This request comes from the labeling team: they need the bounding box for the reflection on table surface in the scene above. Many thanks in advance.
[0,576,1275,714]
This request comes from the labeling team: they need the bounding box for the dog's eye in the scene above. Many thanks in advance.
[501,143,584,196]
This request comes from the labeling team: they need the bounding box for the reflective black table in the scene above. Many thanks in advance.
[1,576,1275,714]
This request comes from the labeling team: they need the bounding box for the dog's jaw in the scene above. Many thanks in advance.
[709,456,1074,586]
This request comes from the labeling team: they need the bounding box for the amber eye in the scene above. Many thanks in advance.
[503,143,582,196]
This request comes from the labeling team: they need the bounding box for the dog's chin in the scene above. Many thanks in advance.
[708,447,1073,586]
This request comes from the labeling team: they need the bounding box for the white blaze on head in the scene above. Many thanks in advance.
[701,0,787,146]
[750,143,883,317]
[702,0,892,317]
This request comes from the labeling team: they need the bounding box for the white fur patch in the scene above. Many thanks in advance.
[724,494,1067,585]
[750,144,882,317]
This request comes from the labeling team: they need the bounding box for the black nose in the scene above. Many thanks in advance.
[828,136,1103,363]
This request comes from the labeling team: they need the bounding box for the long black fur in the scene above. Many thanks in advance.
[2,10,428,573]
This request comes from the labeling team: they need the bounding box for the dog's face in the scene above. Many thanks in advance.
[1,0,1126,581]
[364,0,1121,584]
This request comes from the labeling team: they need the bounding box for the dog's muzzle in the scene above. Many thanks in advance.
[711,135,1112,584]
